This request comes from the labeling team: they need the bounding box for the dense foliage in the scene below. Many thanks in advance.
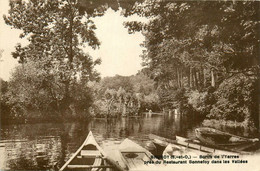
[89,72,159,117]
[124,0,259,128]
[2,0,102,122]
[210,74,258,124]
[1,0,259,129]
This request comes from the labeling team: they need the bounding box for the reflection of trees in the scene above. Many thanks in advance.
[155,113,203,139]
[58,130,68,169]
[119,117,145,137]
[156,115,176,139]
[58,122,90,168]
[2,122,92,170]
[7,153,36,170]
[137,118,143,132]
[3,116,257,170]
[119,117,129,137]
[104,118,117,138]
[5,137,62,170]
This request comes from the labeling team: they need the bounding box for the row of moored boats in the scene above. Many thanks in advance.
[59,127,259,171]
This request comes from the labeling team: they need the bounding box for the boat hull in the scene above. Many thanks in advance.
[195,127,259,151]
[59,131,116,171]
[119,138,157,170]
[149,134,242,155]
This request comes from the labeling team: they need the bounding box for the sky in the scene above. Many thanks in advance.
[0,1,146,81]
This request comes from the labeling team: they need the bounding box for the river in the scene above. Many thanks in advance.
[0,114,258,170]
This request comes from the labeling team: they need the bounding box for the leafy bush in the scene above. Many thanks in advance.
[209,74,258,127]
[188,87,216,116]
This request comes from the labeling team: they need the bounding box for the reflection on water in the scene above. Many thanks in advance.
[0,114,257,170]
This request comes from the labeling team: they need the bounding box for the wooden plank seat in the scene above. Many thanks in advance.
[59,131,120,171]
[80,150,101,157]
[76,155,103,159]
[67,164,114,169]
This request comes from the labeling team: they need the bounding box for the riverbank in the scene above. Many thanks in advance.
[202,119,259,137]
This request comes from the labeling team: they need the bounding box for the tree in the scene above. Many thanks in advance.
[0,78,10,122]
[124,0,259,127]
[104,88,117,113]
[209,74,258,127]
[117,87,126,113]
[125,1,259,87]
[90,71,159,116]
[4,0,101,117]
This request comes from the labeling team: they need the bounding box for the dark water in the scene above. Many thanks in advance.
[0,114,257,170]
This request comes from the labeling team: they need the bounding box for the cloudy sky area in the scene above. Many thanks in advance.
[0,0,146,81]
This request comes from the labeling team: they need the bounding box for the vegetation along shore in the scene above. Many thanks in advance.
[0,0,259,132]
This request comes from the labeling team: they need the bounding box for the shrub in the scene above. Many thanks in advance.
[209,73,258,128]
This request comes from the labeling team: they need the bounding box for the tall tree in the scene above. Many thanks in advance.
[4,0,101,115]
[124,0,259,126]
[125,1,259,86]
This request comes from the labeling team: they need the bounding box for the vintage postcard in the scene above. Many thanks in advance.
[0,0,259,171]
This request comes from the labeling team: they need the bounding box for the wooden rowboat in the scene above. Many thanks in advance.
[149,134,209,156]
[195,127,259,151]
[149,134,240,155]
[119,138,157,170]
[59,131,115,171]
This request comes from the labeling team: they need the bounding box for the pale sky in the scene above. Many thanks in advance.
[0,1,146,81]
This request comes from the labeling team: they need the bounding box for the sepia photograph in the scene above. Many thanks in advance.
[0,0,259,171]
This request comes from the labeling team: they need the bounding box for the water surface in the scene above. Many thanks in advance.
[0,114,257,170]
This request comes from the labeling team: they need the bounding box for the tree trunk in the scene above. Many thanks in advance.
[194,69,198,89]
[197,69,202,88]
[64,12,74,114]
[176,68,180,88]
[211,69,215,87]
[69,13,74,64]
[190,68,193,88]
[123,103,127,116]
[180,68,183,88]
[119,98,122,113]
[187,67,190,88]
[203,68,207,87]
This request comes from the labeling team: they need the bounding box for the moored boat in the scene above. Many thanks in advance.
[149,134,240,155]
[119,138,157,170]
[148,134,177,157]
[59,131,115,171]
[195,127,259,151]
